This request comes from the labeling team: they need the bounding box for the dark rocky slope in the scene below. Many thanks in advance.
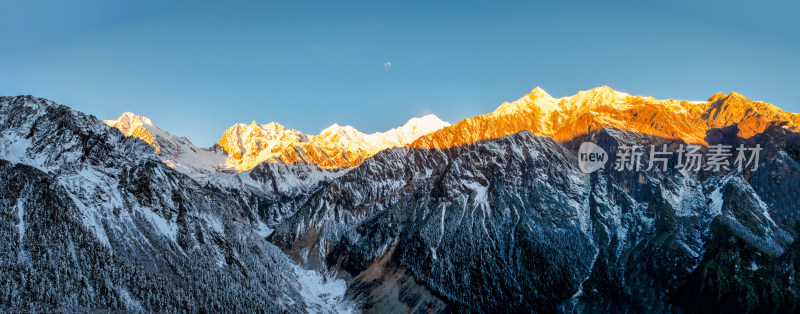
[0,96,312,312]
[272,121,800,312]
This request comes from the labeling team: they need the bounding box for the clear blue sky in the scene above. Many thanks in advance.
[1,0,798,147]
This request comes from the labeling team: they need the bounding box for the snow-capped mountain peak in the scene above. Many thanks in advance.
[370,114,450,147]
[105,112,167,153]
[105,113,232,175]
[494,87,560,117]
[572,85,629,100]
[529,86,550,98]
[116,112,155,128]
[319,123,364,140]
[217,114,450,170]
[401,114,449,133]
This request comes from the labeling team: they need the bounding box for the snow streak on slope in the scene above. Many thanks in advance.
[292,264,353,313]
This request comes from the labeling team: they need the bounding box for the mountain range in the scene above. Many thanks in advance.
[104,112,450,173]
[2,87,800,312]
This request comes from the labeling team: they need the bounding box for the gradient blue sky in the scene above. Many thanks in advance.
[1,0,798,147]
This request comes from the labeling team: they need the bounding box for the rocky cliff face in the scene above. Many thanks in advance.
[271,123,800,312]
[0,96,343,312]
[267,88,800,312]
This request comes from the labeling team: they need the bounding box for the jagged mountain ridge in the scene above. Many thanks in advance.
[106,112,450,172]
[217,114,450,170]
[411,86,800,149]
[106,87,800,174]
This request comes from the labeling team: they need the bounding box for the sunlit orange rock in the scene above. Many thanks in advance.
[410,87,800,149]
[104,113,162,153]
[216,115,450,171]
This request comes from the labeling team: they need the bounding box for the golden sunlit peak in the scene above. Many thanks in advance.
[707,91,747,102]
[592,85,615,93]
[528,86,552,99]
[726,91,747,100]
[571,86,629,100]
[112,112,154,127]
[213,114,449,171]
[243,121,287,132]
[104,112,166,154]
[322,123,366,133]
[708,92,728,102]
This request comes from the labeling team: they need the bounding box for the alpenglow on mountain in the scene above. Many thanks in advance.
[4,86,800,312]
[410,86,800,149]
[105,112,450,172]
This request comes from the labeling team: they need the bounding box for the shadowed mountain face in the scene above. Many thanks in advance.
[3,87,800,313]
[271,123,800,312]
[0,96,318,312]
